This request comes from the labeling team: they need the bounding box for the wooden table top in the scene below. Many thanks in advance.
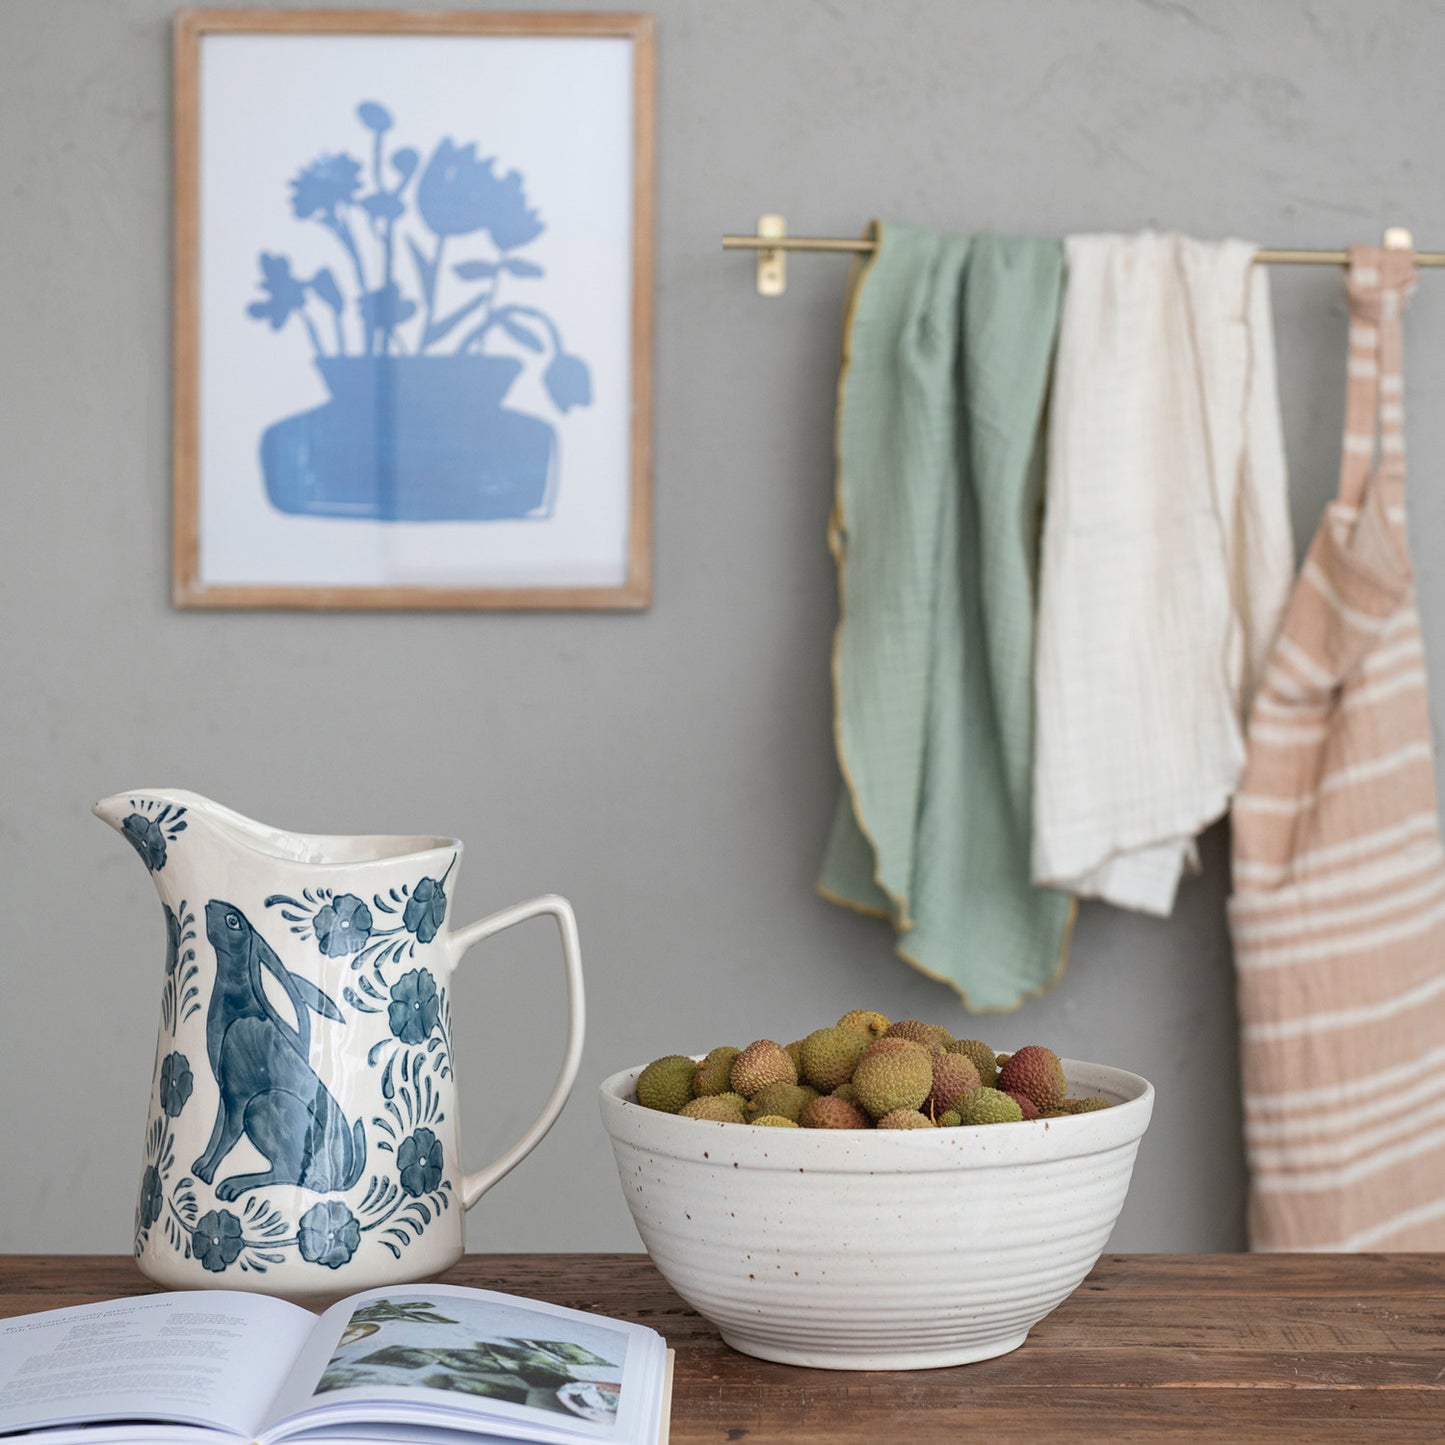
[2,1252,1443,1440]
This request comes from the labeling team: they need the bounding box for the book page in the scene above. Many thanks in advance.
[0,1290,315,1438]
[262,1284,667,1445]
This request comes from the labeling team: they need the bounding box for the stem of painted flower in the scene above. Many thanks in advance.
[299,307,324,359]
[419,234,446,352]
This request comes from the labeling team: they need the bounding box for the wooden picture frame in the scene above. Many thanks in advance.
[174,9,654,609]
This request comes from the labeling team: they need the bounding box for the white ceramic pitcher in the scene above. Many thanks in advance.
[95,790,584,1300]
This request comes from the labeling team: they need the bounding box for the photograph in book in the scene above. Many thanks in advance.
[313,1292,627,1423]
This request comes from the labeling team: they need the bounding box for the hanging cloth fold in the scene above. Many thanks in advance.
[1230,246,1445,1250]
[818,223,1074,1012]
[1031,233,1296,914]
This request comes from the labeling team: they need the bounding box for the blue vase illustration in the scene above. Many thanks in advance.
[261,355,556,521]
[248,102,591,524]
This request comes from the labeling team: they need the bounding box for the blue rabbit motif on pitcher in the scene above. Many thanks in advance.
[96,790,584,1301]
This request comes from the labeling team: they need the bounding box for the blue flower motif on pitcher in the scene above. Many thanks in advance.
[119,801,188,873]
[389,968,440,1045]
[298,1200,361,1269]
[193,1210,244,1272]
[159,1052,193,1118]
[314,893,374,956]
[123,814,169,871]
[138,1165,163,1231]
[403,876,447,944]
[397,1126,445,1198]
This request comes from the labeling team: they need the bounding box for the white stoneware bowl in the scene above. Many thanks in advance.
[599,1058,1153,1370]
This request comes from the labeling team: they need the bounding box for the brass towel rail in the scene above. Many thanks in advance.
[723,218,1445,296]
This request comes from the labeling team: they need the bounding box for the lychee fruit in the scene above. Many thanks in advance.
[693,1046,741,1097]
[853,1047,932,1119]
[745,1081,817,1123]
[1003,1090,1040,1121]
[836,1009,890,1040]
[926,1053,982,1118]
[951,1087,1024,1125]
[679,1094,747,1122]
[883,1019,951,1053]
[945,1038,998,1088]
[799,1027,868,1091]
[799,1094,869,1129]
[731,1040,797,1096]
[997,1045,1067,1113]
[636,1055,697,1114]
[877,1108,934,1129]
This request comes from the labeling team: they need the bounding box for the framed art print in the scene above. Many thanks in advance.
[173,10,654,608]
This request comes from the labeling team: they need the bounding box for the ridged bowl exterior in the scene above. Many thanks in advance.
[599,1058,1153,1369]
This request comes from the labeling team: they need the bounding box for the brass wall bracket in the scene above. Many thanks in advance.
[756,214,787,296]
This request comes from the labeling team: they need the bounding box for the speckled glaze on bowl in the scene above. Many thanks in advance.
[599,1058,1153,1370]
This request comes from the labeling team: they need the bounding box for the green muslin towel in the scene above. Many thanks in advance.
[819,223,1074,1012]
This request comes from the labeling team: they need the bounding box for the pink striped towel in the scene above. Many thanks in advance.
[1230,245,1445,1250]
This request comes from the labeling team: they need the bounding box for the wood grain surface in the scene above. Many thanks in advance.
[2,1253,1443,1440]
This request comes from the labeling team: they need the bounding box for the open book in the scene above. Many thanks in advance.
[0,1284,671,1445]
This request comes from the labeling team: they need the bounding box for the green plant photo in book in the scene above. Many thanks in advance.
[0,1284,670,1445]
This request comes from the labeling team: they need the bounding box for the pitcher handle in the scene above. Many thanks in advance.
[446,893,585,1209]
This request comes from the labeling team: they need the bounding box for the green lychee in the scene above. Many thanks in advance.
[799,1027,868,1091]
[636,1054,697,1114]
[836,1009,890,1040]
[853,1047,932,1120]
[877,1108,935,1129]
[945,1038,999,1088]
[693,1046,741,1097]
[997,1046,1067,1113]
[1064,1096,1111,1114]
[860,1036,929,1063]
[730,1040,797,1096]
[745,1081,817,1123]
[680,1094,747,1123]
[937,1109,963,1127]
[832,1081,859,1104]
[752,1114,800,1128]
[951,1087,1024,1125]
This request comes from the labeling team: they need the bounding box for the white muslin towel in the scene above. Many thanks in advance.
[1032,233,1295,915]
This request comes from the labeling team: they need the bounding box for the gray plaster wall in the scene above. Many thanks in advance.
[4,0,1443,1257]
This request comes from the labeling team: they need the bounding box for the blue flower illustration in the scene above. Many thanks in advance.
[192,1210,244,1272]
[291,154,363,221]
[403,877,447,944]
[357,100,393,134]
[416,140,542,247]
[389,967,440,1044]
[543,352,593,414]
[397,1126,444,1197]
[159,1052,193,1118]
[123,812,167,871]
[164,902,181,975]
[298,1200,361,1269]
[138,1165,162,1231]
[247,252,309,330]
[314,893,374,957]
[483,167,545,251]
